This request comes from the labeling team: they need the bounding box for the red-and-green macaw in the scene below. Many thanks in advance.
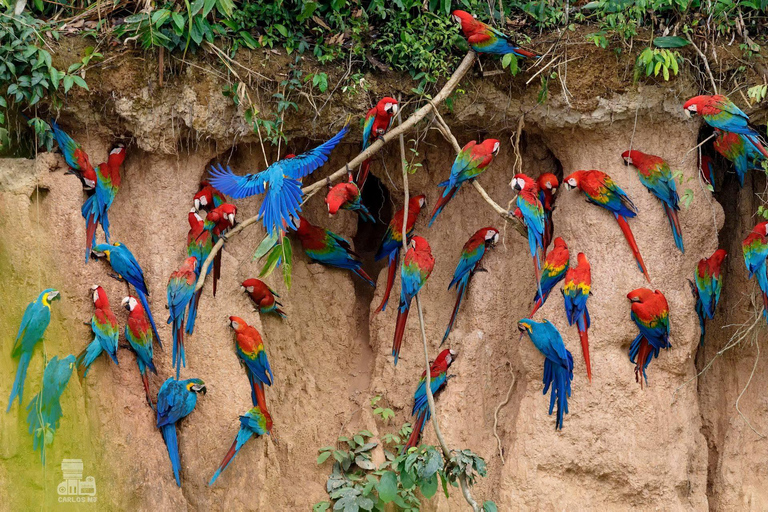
[81,144,126,262]
[442,227,499,345]
[293,215,375,286]
[186,208,210,335]
[563,170,650,281]
[429,139,500,226]
[201,203,237,297]
[374,195,427,313]
[209,406,273,486]
[510,173,546,296]
[358,97,398,189]
[451,10,538,58]
[392,236,435,366]
[713,129,766,187]
[743,222,768,322]
[77,285,119,377]
[622,150,684,253]
[562,252,592,381]
[699,154,715,188]
[325,171,375,222]
[537,173,559,251]
[167,256,198,378]
[684,95,768,159]
[50,119,97,191]
[122,296,157,407]
[241,278,286,318]
[627,288,670,388]
[403,349,456,452]
[530,237,569,317]
[194,181,225,212]
[229,316,274,423]
[690,249,726,346]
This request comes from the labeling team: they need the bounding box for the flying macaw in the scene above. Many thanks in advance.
[622,150,684,252]
[228,316,274,419]
[537,173,559,251]
[742,222,768,321]
[451,10,538,58]
[77,285,119,377]
[712,129,766,187]
[358,97,398,189]
[510,173,546,296]
[167,256,198,378]
[690,249,726,346]
[193,181,225,212]
[518,319,573,430]
[392,236,435,366]
[563,170,649,281]
[684,95,768,159]
[530,237,569,317]
[202,203,237,297]
[561,252,592,381]
[293,215,375,286]
[627,288,671,388]
[207,125,349,235]
[50,119,97,191]
[429,139,500,226]
[325,172,375,223]
[92,242,162,348]
[699,154,715,188]
[122,296,157,406]
[8,289,60,412]
[403,349,456,452]
[81,144,126,262]
[156,377,206,487]
[186,208,210,335]
[374,195,427,313]
[26,354,76,463]
[241,278,286,318]
[209,406,273,486]
[442,227,499,345]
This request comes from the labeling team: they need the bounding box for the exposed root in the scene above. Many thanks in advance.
[493,368,516,465]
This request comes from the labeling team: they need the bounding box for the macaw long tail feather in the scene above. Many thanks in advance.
[428,186,459,227]
[84,212,99,262]
[375,256,398,314]
[7,352,32,412]
[543,214,554,252]
[544,356,572,430]
[213,250,222,297]
[76,339,103,378]
[441,281,468,346]
[354,267,376,287]
[358,205,376,223]
[404,409,428,452]
[209,429,255,486]
[577,313,591,382]
[745,134,768,159]
[532,254,543,299]
[248,373,269,418]
[530,293,546,317]
[392,302,411,366]
[141,371,154,409]
[172,316,185,379]
[185,289,202,335]
[662,203,684,253]
[137,291,162,350]
[629,335,651,389]
[161,424,182,486]
[614,214,650,282]
[357,158,372,190]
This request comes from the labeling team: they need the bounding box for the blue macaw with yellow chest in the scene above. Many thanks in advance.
[209,406,273,485]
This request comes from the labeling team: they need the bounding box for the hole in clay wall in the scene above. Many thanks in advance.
[30,185,49,204]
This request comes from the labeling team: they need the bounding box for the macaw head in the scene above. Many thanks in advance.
[194,185,212,211]
[121,296,140,313]
[409,235,431,254]
[228,315,247,333]
[219,203,237,227]
[509,173,535,192]
[710,248,727,269]
[283,153,296,159]
[182,255,198,272]
[627,287,654,304]
[481,138,501,156]
[562,171,584,191]
[185,378,207,395]
[91,285,109,309]
[621,149,644,167]
[241,278,259,294]
[517,318,534,341]
[294,215,312,236]
[91,243,111,260]
[107,143,126,169]
[536,172,559,194]
[552,237,567,251]
[683,95,713,117]
[434,348,457,367]
[325,183,353,215]
[377,97,399,117]
[451,10,476,31]
[408,194,427,213]
[40,288,60,307]
[754,221,768,236]
[576,252,590,268]
[480,227,500,247]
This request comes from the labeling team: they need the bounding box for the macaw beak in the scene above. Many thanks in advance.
[517,322,528,341]
[194,198,200,210]
[194,385,207,395]
[121,297,131,310]
[629,297,641,303]
[228,213,236,226]
[563,183,573,191]
[48,290,60,301]
[240,285,246,292]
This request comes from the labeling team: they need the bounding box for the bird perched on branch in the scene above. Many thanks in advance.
[325,170,375,223]
[358,97,398,189]
[451,10,538,58]
[403,349,456,451]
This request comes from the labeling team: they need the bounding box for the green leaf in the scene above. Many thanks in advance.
[190,0,204,15]
[172,12,185,30]
[151,8,171,25]
[355,455,376,470]
[216,0,235,17]
[317,451,332,465]
[419,474,438,499]
[63,75,74,93]
[377,471,398,503]
[653,36,690,48]
[49,69,59,91]
[483,501,498,512]
[333,450,348,463]
[254,232,279,260]
[274,24,289,37]
[354,435,364,446]
[313,502,331,512]
[259,243,283,278]
[203,0,216,17]
[282,236,292,289]
[240,31,258,49]
[72,76,89,90]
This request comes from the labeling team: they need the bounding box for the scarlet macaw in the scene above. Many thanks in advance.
[562,252,592,381]
[241,278,286,318]
[537,172,559,251]
[209,406,273,485]
[374,195,427,313]
[229,316,274,419]
[518,319,573,429]
[530,237,569,317]
[510,173,546,296]
[208,125,349,235]
[627,288,670,388]
[201,203,237,297]
[167,256,198,378]
[156,377,206,487]
[77,285,119,377]
[622,150,684,252]
[8,289,60,411]
[563,170,649,281]
[325,172,375,223]
[713,129,766,187]
[742,222,768,321]
[122,296,157,407]
[442,227,499,345]
[358,97,398,189]
[429,139,500,226]
[392,236,435,365]
[690,249,726,346]
[451,10,538,58]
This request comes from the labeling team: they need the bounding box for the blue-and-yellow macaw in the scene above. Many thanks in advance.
[77,285,119,377]
[209,406,273,485]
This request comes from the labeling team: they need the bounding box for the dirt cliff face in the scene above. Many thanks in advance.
[0,54,766,511]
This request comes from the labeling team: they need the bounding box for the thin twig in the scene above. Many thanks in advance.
[493,369,516,465]
[679,132,716,167]
[687,36,718,94]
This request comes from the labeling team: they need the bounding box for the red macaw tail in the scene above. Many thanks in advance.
[634,339,652,390]
[392,302,411,366]
[84,212,98,262]
[441,282,467,346]
[275,307,287,319]
[185,289,202,335]
[354,267,376,287]
[141,372,154,409]
[532,253,543,299]
[577,314,591,383]
[662,203,684,253]
[375,257,398,314]
[173,319,185,379]
[213,250,222,297]
[357,158,372,190]
[512,47,539,59]
[428,186,459,227]
[404,409,427,452]
[614,214,650,282]
[543,214,554,252]
[530,296,544,317]
[209,437,239,486]
[745,134,768,159]
[252,380,269,414]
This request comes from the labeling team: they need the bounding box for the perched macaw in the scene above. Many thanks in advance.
[699,154,715,188]
[209,406,273,485]
[156,377,206,487]
[690,249,726,346]
[293,215,375,286]
[530,237,569,317]
[684,95,768,159]
[26,354,76,463]
[374,195,427,313]
[325,171,375,222]
[518,319,573,430]
[392,236,435,366]
[186,208,210,335]
[562,252,592,381]
[241,278,286,318]
[442,227,499,345]
[167,256,198,378]
[229,316,274,418]
[563,170,649,281]
[622,150,684,252]
[358,97,398,189]
[537,173,559,251]
[81,144,126,262]
[627,288,671,388]
[208,125,349,235]
[742,222,768,321]
[77,285,119,377]
[712,129,766,187]
[193,181,225,212]
[122,296,157,407]
[510,173,546,296]
[50,119,97,191]
[451,10,538,58]
[429,139,500,226]
[202,203,237,297]
[92,242,162,348]
[8,289,60,412]
[403,349,456,452]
